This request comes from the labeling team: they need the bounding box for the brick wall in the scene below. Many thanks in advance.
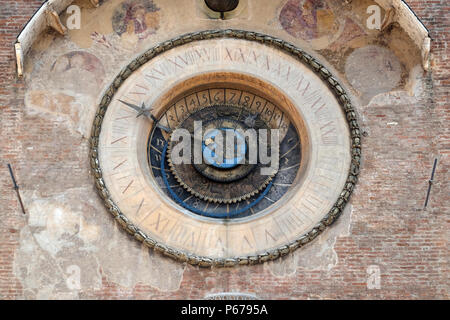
[0,0,448,299]
[0,0,45,299]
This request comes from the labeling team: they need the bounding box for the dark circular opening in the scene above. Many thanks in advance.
[205,0,240,13]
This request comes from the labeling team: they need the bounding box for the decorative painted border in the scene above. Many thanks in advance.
[89,29,361,268]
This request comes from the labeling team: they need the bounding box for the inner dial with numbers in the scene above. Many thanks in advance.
[94,34,357,264]
[149,88,301,219]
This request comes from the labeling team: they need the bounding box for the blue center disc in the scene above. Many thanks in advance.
[202,128,246,169]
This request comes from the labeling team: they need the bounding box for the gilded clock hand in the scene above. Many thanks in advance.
[118,99,172,133]
[204,137,214,146]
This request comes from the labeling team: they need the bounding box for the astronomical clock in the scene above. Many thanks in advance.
[5,0,437,302]
[88,1,361,267]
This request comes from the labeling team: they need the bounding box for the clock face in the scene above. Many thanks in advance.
[91,30,360,267]
[149,90,301,219]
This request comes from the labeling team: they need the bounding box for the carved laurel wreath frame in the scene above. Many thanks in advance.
[89,29,361,268]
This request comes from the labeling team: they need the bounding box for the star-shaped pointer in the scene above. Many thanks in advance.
[118,99,172,133]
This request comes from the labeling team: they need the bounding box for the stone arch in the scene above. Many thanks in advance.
[14,0,431,76]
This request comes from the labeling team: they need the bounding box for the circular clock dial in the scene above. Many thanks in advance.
[91,30,360,266]
[149,91,301,218]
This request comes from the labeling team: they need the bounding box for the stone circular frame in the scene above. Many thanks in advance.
[90,29,361,267]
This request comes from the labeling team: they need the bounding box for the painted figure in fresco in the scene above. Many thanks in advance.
[50,51,105,93]
[113,0,160,41]
[279,0,338,41]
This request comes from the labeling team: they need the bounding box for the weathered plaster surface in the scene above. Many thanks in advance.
[265,205,353,277]
[14,188,185,298]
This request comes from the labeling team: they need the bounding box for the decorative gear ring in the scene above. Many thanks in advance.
[167,106,279,204]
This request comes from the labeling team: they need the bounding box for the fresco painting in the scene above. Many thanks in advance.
[279,0,340,42]
[50,51,105,93]
[112,0,160,41]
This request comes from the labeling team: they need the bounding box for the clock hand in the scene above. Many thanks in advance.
[136,102,153,118]
[204,137,214,146]
[118,99,172,133]
[155,121,172,133]
[118,99,153,118]
[118,99,147,114]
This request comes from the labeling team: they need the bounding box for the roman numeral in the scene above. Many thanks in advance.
[145,66,165,81]
[320,121,338,145]
[111,136,127,145]
[168,55,189,70]
[149,212,170,232]
[265,229,277,244]
[122,180,134,194]
[113,159,127,170]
